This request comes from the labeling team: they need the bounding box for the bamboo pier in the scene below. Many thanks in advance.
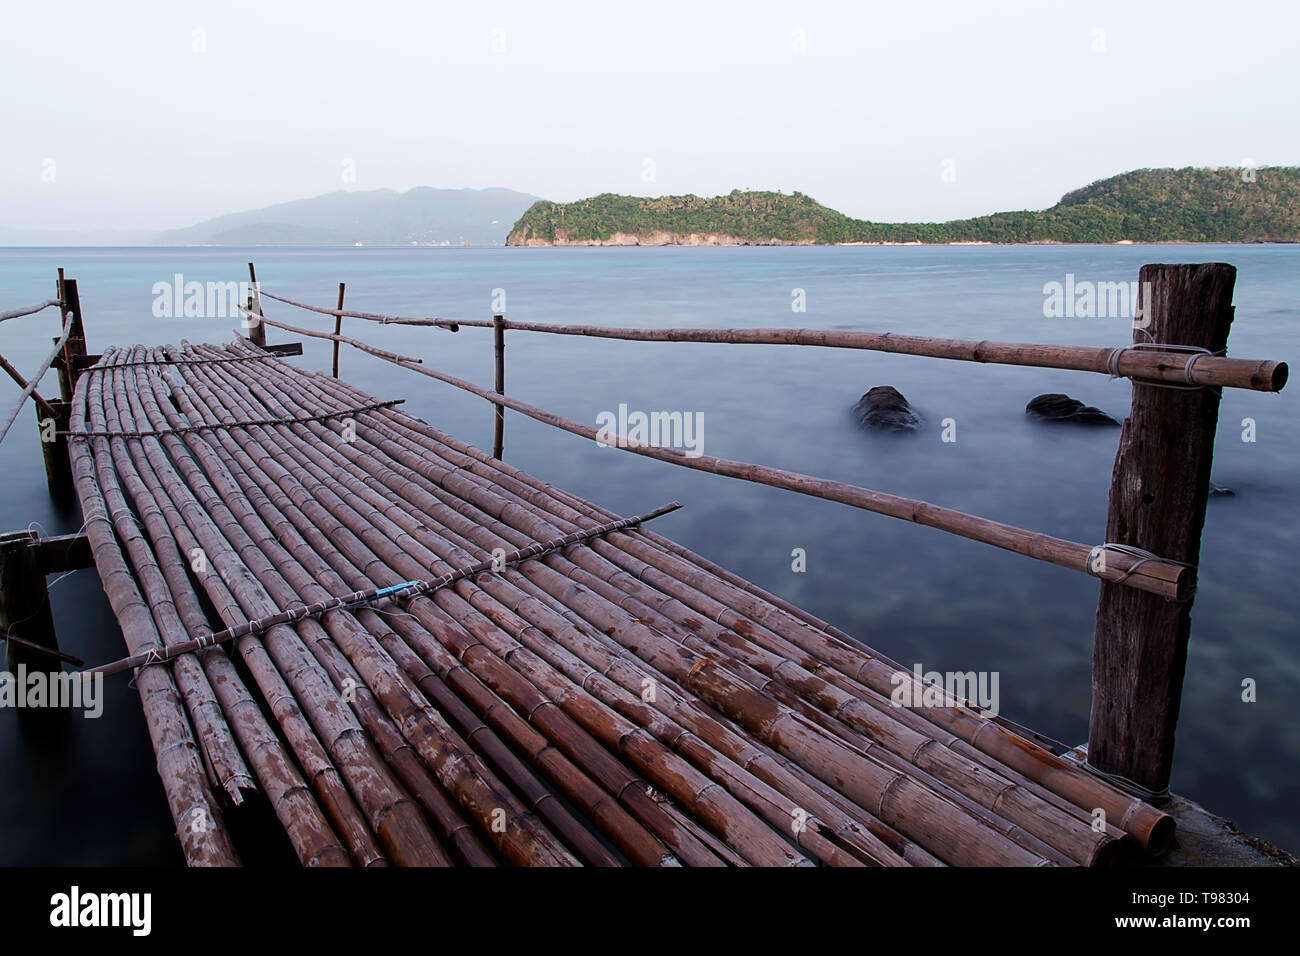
[48,336,1178,867]
[2,263,1287,866]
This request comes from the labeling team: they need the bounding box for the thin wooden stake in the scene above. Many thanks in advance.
[247,262,266,347]
[493,314,505,459]
[1089,263,1237,795]
[332,283,346,378]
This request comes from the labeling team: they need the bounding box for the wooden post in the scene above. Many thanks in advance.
[40,270,82,497]
[247,261,267,347]
[54,275,87,402]
[492,314,505,459]
[1088,263,1237,794]
[38,399,73,499]
[332,282,346,378]
[1,531,60,673]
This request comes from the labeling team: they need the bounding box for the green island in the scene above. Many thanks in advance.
[506,166,1300,246]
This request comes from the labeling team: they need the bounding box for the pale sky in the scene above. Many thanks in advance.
[2,0,1296,233]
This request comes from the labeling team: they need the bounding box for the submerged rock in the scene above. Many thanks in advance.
[854,386,920,432]
[1025,393,1120,426]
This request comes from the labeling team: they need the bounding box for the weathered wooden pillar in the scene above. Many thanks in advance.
[247,261,267,347]
[41,271,84,497]
[54,275,87,402]
[332,282,346,378]
[38,399,73,499]
[1,531,59,673]
[1088,262,1237,794]
[492,314,505,459]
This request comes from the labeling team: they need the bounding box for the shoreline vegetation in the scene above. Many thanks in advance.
[506,166,1300,247]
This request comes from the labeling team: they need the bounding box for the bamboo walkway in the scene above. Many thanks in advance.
[68,337,1173,867]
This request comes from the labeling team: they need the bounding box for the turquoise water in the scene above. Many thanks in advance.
[2,244,1297,862]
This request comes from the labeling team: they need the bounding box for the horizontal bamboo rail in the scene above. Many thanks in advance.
[0,299,60,323]
[254,288,1287,392]
[256,311,1193,599]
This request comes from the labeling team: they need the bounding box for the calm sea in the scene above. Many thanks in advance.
[2,244,1297,863]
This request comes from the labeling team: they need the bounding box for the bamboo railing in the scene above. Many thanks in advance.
[253,309,1192,599]
[248,266,1289,807]
[254,288,1287,393]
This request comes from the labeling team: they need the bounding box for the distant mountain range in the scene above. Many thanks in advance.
[507,167,1300,245]
[155,186,541,246]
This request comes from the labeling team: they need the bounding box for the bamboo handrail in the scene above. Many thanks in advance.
[0,350,58,419]
[0,299,60,323]
[252,313,1194,599]
[253,287,1287,392]
[0,315,73,446]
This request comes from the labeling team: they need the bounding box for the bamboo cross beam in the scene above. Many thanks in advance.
[0,627,84,667]
[83,501,682,677]
[251,288,1286,393]
[0,315,73,447]
[0,350,58,419]
[266,327,1193,598]
[63,398,404,440]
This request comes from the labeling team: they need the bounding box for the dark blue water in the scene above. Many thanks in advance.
[2,244,1297,862]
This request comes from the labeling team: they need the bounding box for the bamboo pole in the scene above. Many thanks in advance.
[252,288,1286,393]
[0,315,71,447]
[0,299,59,323]
[0,352,57,419]
[262,318,1191,599]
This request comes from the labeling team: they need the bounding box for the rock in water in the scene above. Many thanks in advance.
[1210,481,1236,497]
[854,386,920,431]
[1025,393,1120,426]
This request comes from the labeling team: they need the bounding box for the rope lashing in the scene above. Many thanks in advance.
[1085,543,1197,593]
[1105,342,1226,390]
[63,399,403,439]
[82,501,682,677]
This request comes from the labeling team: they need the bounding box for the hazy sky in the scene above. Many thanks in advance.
[3,0,1297,232]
